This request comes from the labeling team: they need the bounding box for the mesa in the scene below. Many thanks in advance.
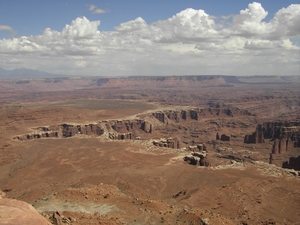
[0,75,300,225]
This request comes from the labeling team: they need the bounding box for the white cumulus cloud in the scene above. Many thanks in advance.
[152,8,218,43]
[0,25,14,32]
[115,17,148,32]
[222,2,271,38]
[0,2,299,76]
[87,4,108,14]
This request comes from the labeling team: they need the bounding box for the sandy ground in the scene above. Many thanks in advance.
[0,88,300,224]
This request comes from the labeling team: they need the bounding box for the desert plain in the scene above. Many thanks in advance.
[0,75,300,225]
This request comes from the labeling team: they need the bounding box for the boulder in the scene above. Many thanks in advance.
[0,198,51,225]
[220,134,230,141]
[199,157,210,167]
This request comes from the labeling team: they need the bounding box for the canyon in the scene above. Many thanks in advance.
[0,75,300,224]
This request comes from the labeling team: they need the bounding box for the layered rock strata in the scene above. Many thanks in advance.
[153,107,252,123]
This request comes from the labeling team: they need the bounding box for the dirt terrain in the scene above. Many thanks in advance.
[0,75,300,225]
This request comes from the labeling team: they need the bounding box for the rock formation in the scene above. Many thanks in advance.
[220,134,230,141]
[153,107,253,123]
[165,110,181,122]
[183,156,198,165]
[261,121,300,170]
[282,156,300,171]
[14,119,153,141]
[14,131,59,141]
[109,132,132,140]
[184,151,209,167]
[111,119,152,134]
[271,138,294,154]
[152,112,166,123]
[0,198,51,225]
[153,138,180,149]
[62,123,104,137]
[245,121,300,145]
[244,124,264,144]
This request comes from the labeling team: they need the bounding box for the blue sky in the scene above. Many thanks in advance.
[0,1,299,76]
[0,0,298,38]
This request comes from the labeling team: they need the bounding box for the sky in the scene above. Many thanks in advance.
[0,0,299,76]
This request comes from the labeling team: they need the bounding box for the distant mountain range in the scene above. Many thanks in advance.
[0,67,65,79]
[0,67,299,84]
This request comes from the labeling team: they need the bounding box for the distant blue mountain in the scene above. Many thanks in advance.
[0,67,66,79]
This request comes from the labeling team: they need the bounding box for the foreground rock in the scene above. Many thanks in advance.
[0,198,51,225]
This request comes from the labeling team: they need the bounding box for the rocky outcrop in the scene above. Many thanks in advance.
[199,155,210,166]
[270,153,300,172]
[183,156,198,165]
[244,125,264,144]
[184,152,210,167]
[109,132,132,140]
[62,123,104,137]
[152,112,166,123]
[0,198,51,225]
[153,107,253,123]
[107,119,152,140]
[188,144,207,151]
[282,156,300,171]
[165,110,181,122]
[244,121,300,144]
[262,121,300,170]
[14,119,153,141]
[197,143,206,151]
[14,131,59,141]
[111,119,152,134]
[153,138,180,149]
[271,138,295,154]
[262,121,300,139]
[220,134,230,141]
[14,123,105,140]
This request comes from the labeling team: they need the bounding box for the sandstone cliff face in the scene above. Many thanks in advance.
[243,121,300,171]
[244,124,264,144]
[62,123,104,137]
[153,107,252,123]
[262,121,300,139]
[107,119,152,140]
[259,121,300,171]
[14,123,105,140]
[153,112,166,123]
[244,122,300,145]
[165,110,181,122]
[282,156,300,171]
[111,119,152,134]
[14,119,153,141]
[14,131,59,141]
[272,138,296,154]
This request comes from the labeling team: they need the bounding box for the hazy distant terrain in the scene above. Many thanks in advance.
[0,67,65,79]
